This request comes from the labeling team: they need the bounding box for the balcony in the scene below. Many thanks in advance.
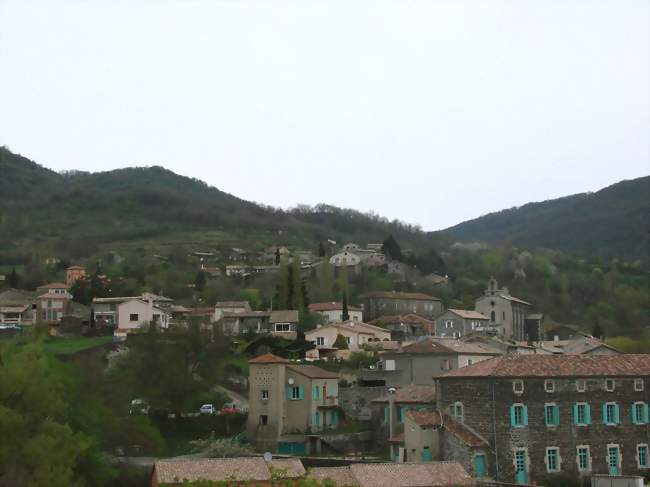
[317,396,338,408]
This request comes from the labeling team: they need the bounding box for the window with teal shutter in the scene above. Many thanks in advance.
[510,404,527,427]
[400,407,408,423]
[286,385,292,400]
[584,404,592,424]
[545,404,559,426]
[633,402,649,425]
[574,403,592,425]
[603,403,619,425]
[314,411,320,426]
[331,410,339,425]
[614,403,620,424]
[523,405,528,426]
[313,386,319,400]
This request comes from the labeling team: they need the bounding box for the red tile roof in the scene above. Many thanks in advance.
[406,409,442,427]
[447,309,489,320]
[370,314,434,326]
[41,282,69,289]
[248,353,289,364]
[349,462,474,487]
[442,414,487,448]
[362,291,441,301]
[308,466,359,486]
[287,364,339,379]
[391,338,500,356]
[440,354,650,378]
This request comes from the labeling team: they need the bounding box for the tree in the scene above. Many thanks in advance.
[333,333,349,350]
[8,266,17,288]
[592,320,604,340]
[195,270,207,291]
[0,341,91,486]
[318,258,334,302]
[341,292,350,322]
[275,248,281,265]
[382,235,402,262]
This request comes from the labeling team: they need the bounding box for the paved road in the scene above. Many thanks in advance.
[213,384,249,411]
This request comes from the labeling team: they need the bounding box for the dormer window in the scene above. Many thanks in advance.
[576,379,586,392]
[605,379,615,392]
[635,379,644,392]
[544,380,555,393]
[513,380,524,394]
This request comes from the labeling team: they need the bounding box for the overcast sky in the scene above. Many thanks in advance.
[1,1,648,230]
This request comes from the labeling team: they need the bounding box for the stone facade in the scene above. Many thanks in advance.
[361,291,443,321]
[437,358,650,484]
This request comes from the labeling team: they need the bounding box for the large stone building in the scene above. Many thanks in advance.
[247,353,340,454]
[436,354,650,484]
[474,278,541,341]
[434,309,489,339]
[361,291,443,321]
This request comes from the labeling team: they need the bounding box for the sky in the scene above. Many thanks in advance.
[0,0,648,231]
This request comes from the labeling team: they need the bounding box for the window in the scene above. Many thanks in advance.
[510,404,528,427]
[291,386,301,400]
[573,403,591,426]
[275,323,291,332]
[441,359,452,371]
[346,336,351,344]
[544,380,555,393]
[316,337,325,346]
[513,380,524,394]
[603,402,620,425]
[632,402,649,425]
[129,313,139,322]
[545,447,560,472]
[605,378,615,392]
[385,359,396,371]
[451,402,464,422]
[577,446,590,472]
[545,403,559,426]
[467,359,473,366]
[259,415,268,425]
[453,332,461,339]
[445,320,453,328]
[490,311,495,323]
[313,386,320,400]
[635,378,644,391]
[576,379,586,392]
[638,444,649,469]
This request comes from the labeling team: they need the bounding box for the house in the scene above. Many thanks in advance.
[246,353,340,454]
[462,333,542,355]
[436,354,650,483]
[225,264,250,277]
[329,251,361,269]
[531,336,620,356]
[366,243,383,251]
[152,457,305,486]
[200,265,222,278]
[293,250,315,265]
[35,284,73,324]
[0,288,36,325]
[434,309,489,339]
[474,278,541,341]
[308,302,363,324]
[370,384,437,447]
[116,298,170,332]
[361,338,501,387]
[263,246,290,262]
[65,265,87,287]
[307,461,474,487]
[361,291,443,321]
[305,321,391,357]
[545,323,589,341]
[219,311,270,336]
[342,243,360,252]
[370,314,435,340]
[269,310,299,340]
[214,301,251,321]
[93,293,174,327]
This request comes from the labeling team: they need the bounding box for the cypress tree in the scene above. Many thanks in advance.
[8,267,18,288]
[342,292,350,322]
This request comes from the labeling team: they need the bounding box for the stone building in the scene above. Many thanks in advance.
[361,291,443,321]
[369,314,434,340]
[436,354,650,484]
[434,309,489,339]
[247,353,340,454]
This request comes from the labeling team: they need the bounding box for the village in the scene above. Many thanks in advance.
[1,240,647,487]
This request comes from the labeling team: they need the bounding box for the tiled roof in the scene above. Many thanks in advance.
[349,462,474,487]
[222,310,270,319]
[406,409,442,427]
[499,294,531,306]
[66,265,86,270]
[447,309,489,320]
[389,432,405,443]
[440,354,650,378]
[392,338,500,356]
[153,457,304,484]
[287,364,339,379]
[373,384,436,404]
[361,291,441,301]
[370,314,434,326]
[442,414,487,448]
[248,353,289,364]
[308,302,362,312]
[215,301,251,308]
[308,466,359,486]
[41,282,69,289]
[270,310,299,323]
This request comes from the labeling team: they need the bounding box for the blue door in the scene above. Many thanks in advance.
[422,447,432,463]
[608,446,620,476]
[515,450,527,484]
[474,453,487,477]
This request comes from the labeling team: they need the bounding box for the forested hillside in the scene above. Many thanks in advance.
[446,176,650,259]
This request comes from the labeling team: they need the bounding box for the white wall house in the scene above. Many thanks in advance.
[117,298,170,331]
[305,321,391,352]
[329,252,361,268]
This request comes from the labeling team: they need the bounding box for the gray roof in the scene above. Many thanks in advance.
[270,310,299,323]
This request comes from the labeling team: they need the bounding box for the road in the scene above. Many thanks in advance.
[213,384,249,411]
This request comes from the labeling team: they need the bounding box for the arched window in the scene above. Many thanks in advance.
[490,311,496,323]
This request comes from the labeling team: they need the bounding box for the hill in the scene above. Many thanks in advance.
[445,177,650,259]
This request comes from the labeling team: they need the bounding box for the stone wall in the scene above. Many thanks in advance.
[339,385,386,421]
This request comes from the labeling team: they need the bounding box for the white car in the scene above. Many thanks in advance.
[199,404,216,415]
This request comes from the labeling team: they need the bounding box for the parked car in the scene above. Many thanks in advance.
[129,398,150,415]
[221,402,241,414]
[199,404,216,415]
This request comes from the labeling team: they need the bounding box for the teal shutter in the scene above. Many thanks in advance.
[314,411,320,426]
[313,386,319,400]
[573,404,579,425]
[614,403,620,424]
[298,386,304,400]
[384,407,389,424]
[400,407,407,422]
[331,410,339,425]
[510,405,516,426]
[602,403,607,424]
[286,385,292,400]
[643,403,649,423]
[553,405,560,425]
[632,404,639,425]
[523,405,528,426]
[585,404,591,424]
